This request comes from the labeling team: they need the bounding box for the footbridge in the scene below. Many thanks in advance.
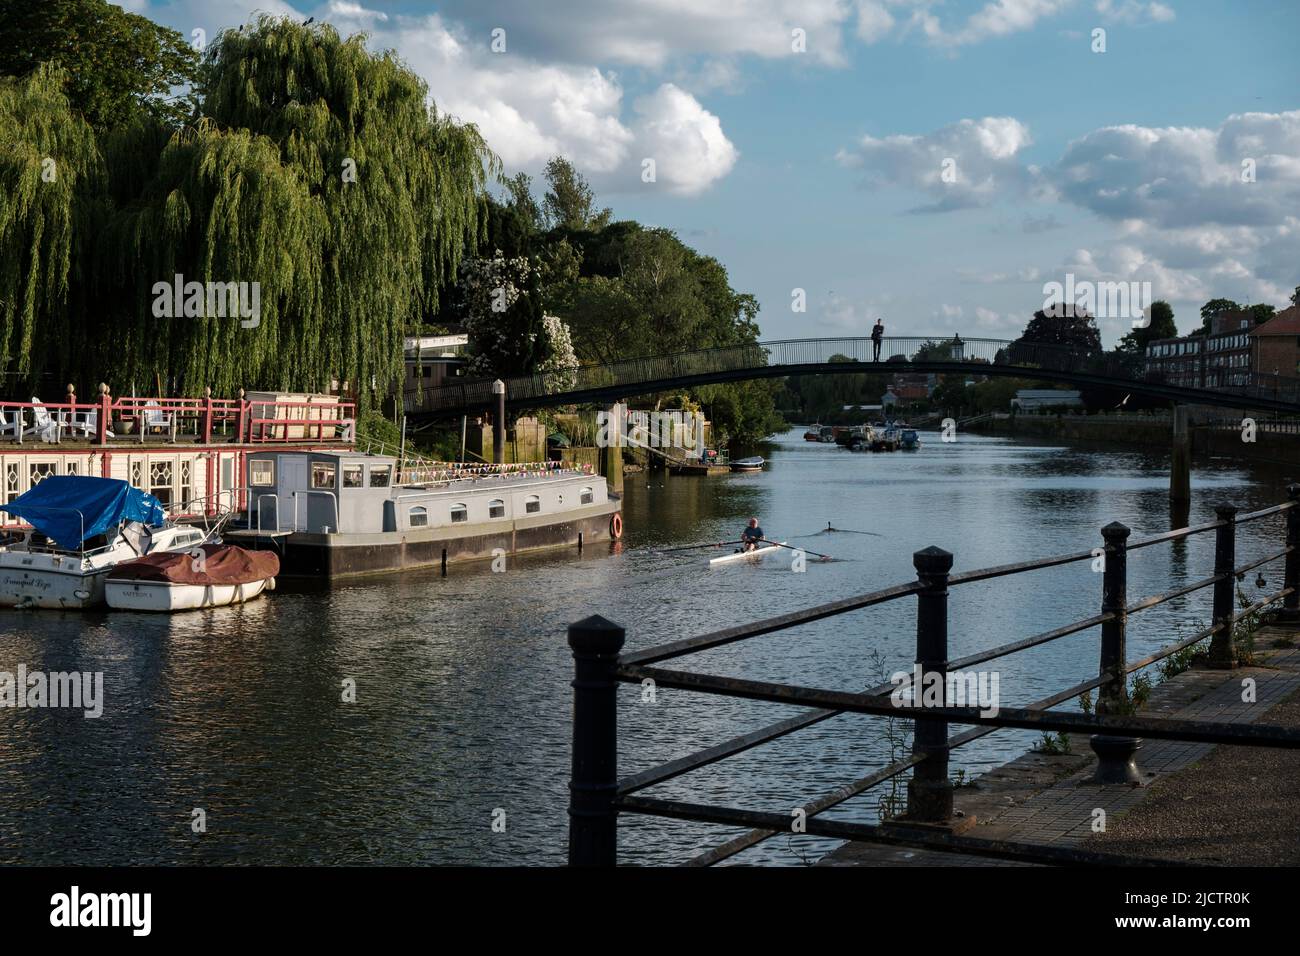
[404,336,1300,419]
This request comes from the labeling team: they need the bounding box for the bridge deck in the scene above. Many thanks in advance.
[405,336,1300,418]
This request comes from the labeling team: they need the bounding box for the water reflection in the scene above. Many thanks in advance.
[0,428,1292,865]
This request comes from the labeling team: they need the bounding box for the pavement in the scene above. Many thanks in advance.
[819,626,1300,866]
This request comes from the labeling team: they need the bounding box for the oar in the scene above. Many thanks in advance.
[649,539,745,555]
[760,539,836,562]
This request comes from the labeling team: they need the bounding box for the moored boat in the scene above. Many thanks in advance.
[870,424,902,452]
[838,425,876,450]
[106,544,279,612]
[224,451,621,582]
[729,456,765,472]
[900,429,921,449]
[0,476,207,609]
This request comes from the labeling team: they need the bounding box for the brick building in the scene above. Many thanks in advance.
[1143,309,1255,389]
[1250,305,1300,380]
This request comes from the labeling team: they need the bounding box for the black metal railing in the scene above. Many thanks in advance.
[405,336,1300,417]
[566,486,1300,866]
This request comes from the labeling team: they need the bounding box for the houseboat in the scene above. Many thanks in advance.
[225,450,622,581]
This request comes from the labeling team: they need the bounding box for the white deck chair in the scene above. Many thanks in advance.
[69,408,114,440]
[142,400,173,437]
[30,398,61,443]
[0,409,20,441]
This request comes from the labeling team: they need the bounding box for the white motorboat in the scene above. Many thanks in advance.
[106,544,279,612]
[0,476,207,609]
[709,541,786,566]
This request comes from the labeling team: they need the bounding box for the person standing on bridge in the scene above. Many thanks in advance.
[871,318,884,361]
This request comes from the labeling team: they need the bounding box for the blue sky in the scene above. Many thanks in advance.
[123,1,1300,346]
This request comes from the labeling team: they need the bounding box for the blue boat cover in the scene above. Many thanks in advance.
[0,476,166,550]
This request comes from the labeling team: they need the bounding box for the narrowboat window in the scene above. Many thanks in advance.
[580,487,594,505]
[409,506,429,528]
[525,494,541,514]
[342,465,363,488]
[370,465,391,487]
[250,460,273,489]
[488,499,505,518]
[450,503,469,523]
[310,462,337,489]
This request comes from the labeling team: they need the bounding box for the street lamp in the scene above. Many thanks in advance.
[492,379,506,465]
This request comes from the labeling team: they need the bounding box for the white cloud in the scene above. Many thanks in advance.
[1095,0,1176,25]
[855,1,896,43]
[1052,111,1300,228]
[819,292,893,333]
[135,1,740,195]
[425,0,855,67]
[836,116,1036,211]
[917,0,1076,48]
[632,85,739,195]
[846,109,1300,321]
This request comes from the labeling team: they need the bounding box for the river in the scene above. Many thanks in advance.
[0,427,1292,865]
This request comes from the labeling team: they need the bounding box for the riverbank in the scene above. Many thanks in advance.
[968,412,1300,470]
[819,622,1300,866]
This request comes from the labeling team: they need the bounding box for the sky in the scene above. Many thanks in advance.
[118,0,1300,348]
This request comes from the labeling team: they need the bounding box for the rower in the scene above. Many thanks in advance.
[741,517,764,552]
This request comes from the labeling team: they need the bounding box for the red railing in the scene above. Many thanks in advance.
[0,395,356,446]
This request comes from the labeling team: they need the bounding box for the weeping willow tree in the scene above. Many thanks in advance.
[3,15,493,406]
[187,15,496,405]
[92,120,326,395]
[0,64,104,386]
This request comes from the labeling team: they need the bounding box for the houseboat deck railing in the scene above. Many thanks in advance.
[396,461,596,486]
[566,488,1300,867]
[290,490,340,534]
[255,494,281,534]
[0,395,356,445]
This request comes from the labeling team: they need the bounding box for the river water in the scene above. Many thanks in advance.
[0,427,1292,866]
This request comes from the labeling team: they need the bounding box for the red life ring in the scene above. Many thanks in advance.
[610,512,623,539]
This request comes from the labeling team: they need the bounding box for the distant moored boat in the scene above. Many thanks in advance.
[729,456,765,472]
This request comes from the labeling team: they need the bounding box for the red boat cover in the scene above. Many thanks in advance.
[107,544,279,585]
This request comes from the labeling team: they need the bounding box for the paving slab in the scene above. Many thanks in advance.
[819,627,1300,866]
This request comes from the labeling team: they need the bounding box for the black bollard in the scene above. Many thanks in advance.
[906,546,955,822]
[1208,504,1238,668]
[567,615,625,866]
[1091,521,1144,785]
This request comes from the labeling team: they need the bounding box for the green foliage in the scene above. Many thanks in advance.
[1160,640,1207,679]
[354,409,402,451]
[1,15,495,406]
[1233,586,1262,666]
[1017,306,1101,351]
[0,64,104,382]
[542,157,611,231]
[1117,300,1177,353]
[1129,673,1153,710]
[488,172,785,443]
[1035,732,1071,755]
[779,354,888,423]
[0,0,200,130]
[866,649,912,822]
[1199,297,1240,327]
